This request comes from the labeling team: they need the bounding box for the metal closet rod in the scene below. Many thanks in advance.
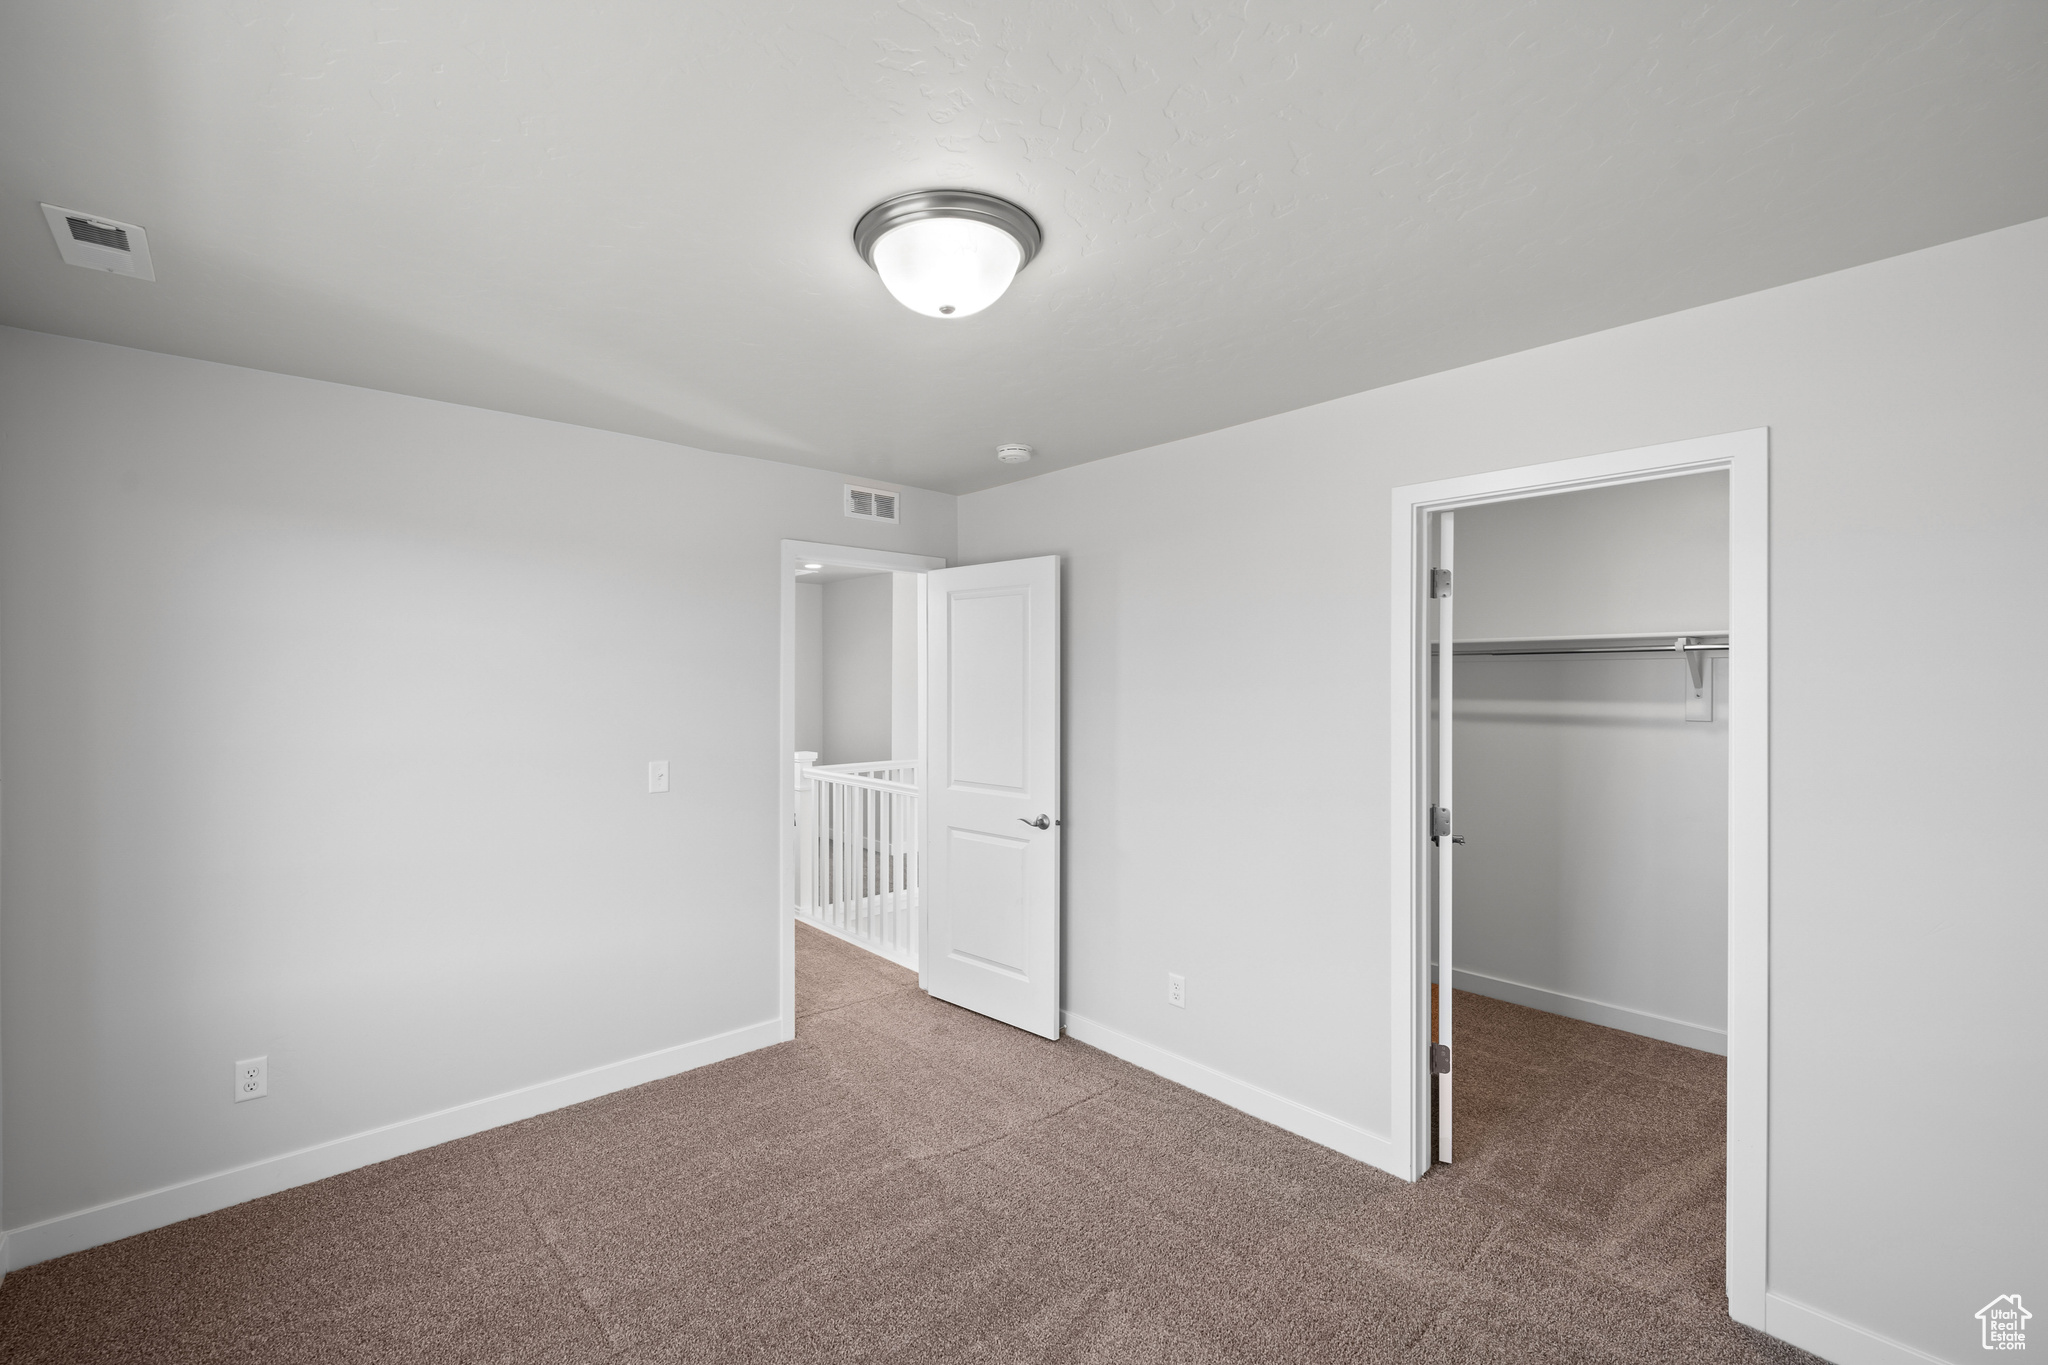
[1436,632,1730,658]
[1456,643,1730,657]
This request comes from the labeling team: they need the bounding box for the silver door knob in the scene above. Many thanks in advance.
[1019,815,1051,830]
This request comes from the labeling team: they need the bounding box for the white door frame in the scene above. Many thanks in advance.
[778,540,945,1040]
[1387,429,1770,1329]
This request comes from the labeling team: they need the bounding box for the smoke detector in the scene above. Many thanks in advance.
[42,204,155,281]
[995,443,1034,464]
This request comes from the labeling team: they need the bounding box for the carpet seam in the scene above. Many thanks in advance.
[920,1080,1123,1166]
[793,984,920,1024]
[490,1146,634,1361]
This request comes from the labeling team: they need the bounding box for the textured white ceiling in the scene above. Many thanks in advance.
[4,2,2045,492]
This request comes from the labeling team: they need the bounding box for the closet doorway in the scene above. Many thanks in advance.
[1389,429,1770,1329]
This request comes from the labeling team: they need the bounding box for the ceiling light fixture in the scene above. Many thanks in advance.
[854,190,1041,319]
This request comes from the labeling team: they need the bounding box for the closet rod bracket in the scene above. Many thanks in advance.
[1679,637,1713,722]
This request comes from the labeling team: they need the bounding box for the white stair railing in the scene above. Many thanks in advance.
[794,756,920,969]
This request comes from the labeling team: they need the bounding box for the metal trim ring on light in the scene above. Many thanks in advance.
[853,190,1042,271]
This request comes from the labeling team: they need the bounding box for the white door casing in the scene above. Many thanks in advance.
[1388,429,1768,1327]
[923,556,1062,1039]
[1434,512,1457,1164]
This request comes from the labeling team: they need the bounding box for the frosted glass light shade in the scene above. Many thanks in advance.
[870,217,1023,319]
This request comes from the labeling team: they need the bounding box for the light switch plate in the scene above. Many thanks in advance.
[647,759,670,793]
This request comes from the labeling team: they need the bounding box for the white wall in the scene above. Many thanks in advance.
[1449,475,1729,1053]
[819,572,894,765]
[890,573,921,762]
[957,218,2048,1362]
[794,581,824,756]
[1454,472,1730,638]
[1453,654,1728,1051]
[0,328,955,1256]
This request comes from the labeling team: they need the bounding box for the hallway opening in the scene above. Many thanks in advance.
[791,559,926,969]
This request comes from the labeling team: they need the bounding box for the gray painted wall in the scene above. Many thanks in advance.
[794,581,823,756]
[1450,474,1729,1052]
[956,218,2048,1361]
[0,327,955,1234]
[795,570,917,766]
[1454,473,1730,639]
[890,573,921,762]
[1453,654,1728,1049]
[819,573,894,766]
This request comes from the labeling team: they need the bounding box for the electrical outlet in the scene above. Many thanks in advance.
[1167,973,1186,1008]
[234,1056,267,1103]
[647,759,670,793]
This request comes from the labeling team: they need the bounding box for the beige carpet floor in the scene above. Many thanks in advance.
[0,924,1817,1363]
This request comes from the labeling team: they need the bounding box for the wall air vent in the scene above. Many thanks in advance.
[41,203,156,280]
[844,484,900,523]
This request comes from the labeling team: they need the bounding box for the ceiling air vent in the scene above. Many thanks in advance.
[844,484,900,523]
[41,204,156,280]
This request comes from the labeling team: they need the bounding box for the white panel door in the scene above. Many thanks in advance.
[924,556,1061,1038]
[1435,512,1458,1163]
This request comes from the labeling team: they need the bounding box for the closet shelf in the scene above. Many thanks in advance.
[1437,631,1729,657]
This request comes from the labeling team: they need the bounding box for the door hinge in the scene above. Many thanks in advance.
[1429,805,1465,847]
[1431,1043,1451,1075]
[1430,568,1452,598]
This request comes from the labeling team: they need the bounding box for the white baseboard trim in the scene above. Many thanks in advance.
[1060,1010,1401,1177]
[2,1016,782,1275]
[1446,966,1727,1056]
[1765,1291,1953,1365]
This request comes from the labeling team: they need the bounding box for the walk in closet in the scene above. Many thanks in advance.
[1431,470,1730,1162]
